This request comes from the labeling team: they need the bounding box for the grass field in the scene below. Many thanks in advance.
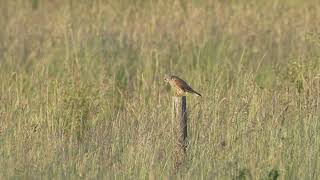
[0,0,320,179]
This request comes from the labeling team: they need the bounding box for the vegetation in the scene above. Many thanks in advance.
[0,0,319,179]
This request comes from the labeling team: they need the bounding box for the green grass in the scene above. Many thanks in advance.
[0,0,320,179]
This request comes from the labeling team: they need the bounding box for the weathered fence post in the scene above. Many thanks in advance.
[172,96,188,171]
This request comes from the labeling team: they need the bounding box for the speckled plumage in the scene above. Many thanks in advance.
[164,75,202,97]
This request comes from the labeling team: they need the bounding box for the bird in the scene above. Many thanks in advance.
[164,75,202,97]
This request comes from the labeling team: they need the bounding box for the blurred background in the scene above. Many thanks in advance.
[0,0,319,179]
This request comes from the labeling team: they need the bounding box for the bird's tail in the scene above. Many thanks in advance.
[186,89,202,97]
[194,91,202,97]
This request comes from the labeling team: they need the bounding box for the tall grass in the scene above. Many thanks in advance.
[0,0,319,179]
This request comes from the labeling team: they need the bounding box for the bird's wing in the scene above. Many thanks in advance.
[171,76,190,90]
[172,76,201,96]
[173,76,193,91]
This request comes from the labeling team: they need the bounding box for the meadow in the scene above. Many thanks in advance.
[0,0,320,179]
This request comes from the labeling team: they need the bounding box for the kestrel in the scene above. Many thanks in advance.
[164,75,202,97]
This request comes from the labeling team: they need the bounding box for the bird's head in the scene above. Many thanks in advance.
[164,74,172,83]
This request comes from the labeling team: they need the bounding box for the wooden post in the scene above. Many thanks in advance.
[172,96,188,171]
